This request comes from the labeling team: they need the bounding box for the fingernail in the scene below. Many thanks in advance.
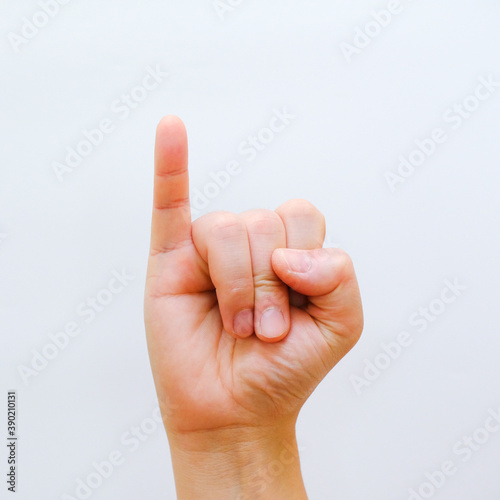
[234,309,254,338]
[281,249,312,273]
[260,308,286,340]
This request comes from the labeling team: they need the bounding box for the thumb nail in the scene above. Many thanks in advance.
[280,249,312,273]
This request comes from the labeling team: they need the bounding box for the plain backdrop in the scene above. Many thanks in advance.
[1,1,500,499]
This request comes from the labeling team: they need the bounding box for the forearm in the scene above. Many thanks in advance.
[167,425,308,500]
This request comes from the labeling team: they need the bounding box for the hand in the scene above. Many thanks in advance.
[144,116,364,499]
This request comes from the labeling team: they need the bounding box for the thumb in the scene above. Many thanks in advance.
[272,247,364,341]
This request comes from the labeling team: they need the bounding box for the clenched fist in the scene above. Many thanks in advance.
[144,116,363,500]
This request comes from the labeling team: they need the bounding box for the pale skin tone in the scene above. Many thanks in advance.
[144,116,364,499]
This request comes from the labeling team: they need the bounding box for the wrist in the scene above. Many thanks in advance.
[167,423,308,500]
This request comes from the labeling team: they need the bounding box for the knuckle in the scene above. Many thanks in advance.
[278,198,323,220]
[193,210,222,228]
[277,199,326,242]
[245,210,283,236]
[209,212,245,240]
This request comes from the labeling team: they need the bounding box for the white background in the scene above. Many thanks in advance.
[1,1,500,499]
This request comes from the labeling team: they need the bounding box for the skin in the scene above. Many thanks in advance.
[144,116,364,499]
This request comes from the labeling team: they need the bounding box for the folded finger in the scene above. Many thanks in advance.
[192,212,254,339]
[240,209,289,342]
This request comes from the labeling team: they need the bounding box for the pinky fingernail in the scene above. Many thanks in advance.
[233,309,254,338]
